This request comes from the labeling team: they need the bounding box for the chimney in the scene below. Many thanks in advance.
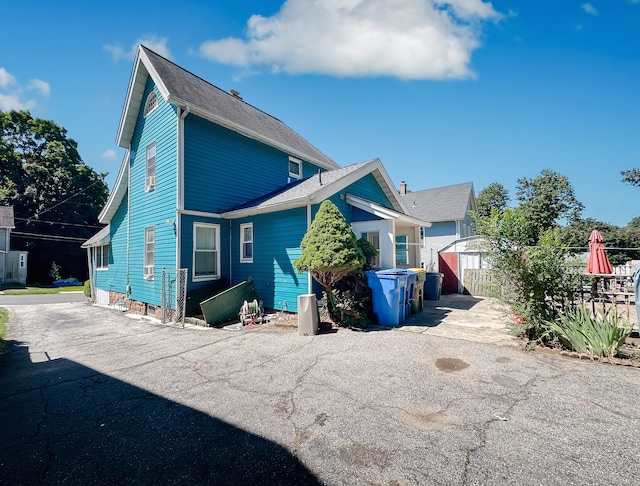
[400,181,407,195]
[230,89,242,100]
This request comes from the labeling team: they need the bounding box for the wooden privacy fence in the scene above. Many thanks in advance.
[463,269,499,297]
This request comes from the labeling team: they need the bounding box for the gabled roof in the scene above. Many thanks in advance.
[400,182,476,223]
[117,45,338,170]
[0,206,15,228]
[221,159,409,218]
[81,225,110,248]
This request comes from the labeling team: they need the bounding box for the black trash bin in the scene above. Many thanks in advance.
[424,272,443,300]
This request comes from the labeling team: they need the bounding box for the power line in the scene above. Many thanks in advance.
[14,217,103,229]
[12,231,88,243]
[26,179,103,223]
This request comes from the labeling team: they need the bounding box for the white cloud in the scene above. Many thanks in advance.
[0,67,16,87]
[581,3,598,15]
[101,149,117,161]
[104,36,171,62]
[198,0,503,80]
[0,68,46,111]
[27,79,51,97]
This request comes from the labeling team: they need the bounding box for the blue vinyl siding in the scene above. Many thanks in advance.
[180,214,230,292]
[425,221,457,237]
[347,173,393,207]
[127,79,178,306]
[183,116,325,213]
[94,192,128,294]
[231,208,308,312]
[351,207,383,222]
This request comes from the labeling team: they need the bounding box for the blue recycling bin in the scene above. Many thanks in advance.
[366,269,416,326]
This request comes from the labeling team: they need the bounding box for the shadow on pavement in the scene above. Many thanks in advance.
[401,294,486,328]
[0,341,319,485]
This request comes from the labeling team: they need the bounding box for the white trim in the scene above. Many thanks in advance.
[346,194,430,227]
[95,244,109,270]
[239,222,253,263]
[99,151,129,224]
[307,204,312,294]
[145,142,157,191]
[144,226,155,280]
[178,209,222,218]
[193,223,220,281]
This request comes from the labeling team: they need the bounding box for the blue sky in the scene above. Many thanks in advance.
[1,0,639,227]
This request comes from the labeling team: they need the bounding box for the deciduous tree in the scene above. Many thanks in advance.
[516,169,583,243]
[0,110,109,283]
[476,182,509,218]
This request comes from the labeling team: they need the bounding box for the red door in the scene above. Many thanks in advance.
[439,253,459,294]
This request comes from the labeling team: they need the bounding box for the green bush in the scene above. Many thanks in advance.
[84,280,91,298]
[544,305,632,359]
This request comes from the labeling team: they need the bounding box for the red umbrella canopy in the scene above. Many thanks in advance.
[586,229,613,275]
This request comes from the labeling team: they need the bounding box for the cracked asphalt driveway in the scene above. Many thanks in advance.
[1,299,639,485]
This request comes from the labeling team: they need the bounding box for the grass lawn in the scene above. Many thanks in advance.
[2,286,85,295]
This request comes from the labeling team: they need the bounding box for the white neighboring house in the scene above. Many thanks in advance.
[0,207,28,286]
[399,182,477,293]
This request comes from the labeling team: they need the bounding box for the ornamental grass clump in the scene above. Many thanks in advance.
[545,305,632,359]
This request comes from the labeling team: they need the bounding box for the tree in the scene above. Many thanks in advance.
[560,218,640,266]
[294,200,365,314]
[476,182,509,219]
[516,169,583,243]
[0,110,109,283]
[621,168,640,187]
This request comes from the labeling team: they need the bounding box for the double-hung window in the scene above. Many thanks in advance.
[96,244,109,270]
[145,142,156,191]
[144,226,155,279]
[194,223,219,280]
[240,223,253,263]
[395,235,408,266]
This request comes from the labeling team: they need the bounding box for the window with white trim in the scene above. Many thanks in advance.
[96,244,109,270]
[144,226,155,279]
[288,157,302,180]
[240,223,253,263]
[395,235,408,265]
[144,91,158,117]
[193,223,220,280]
[145,142,156,191]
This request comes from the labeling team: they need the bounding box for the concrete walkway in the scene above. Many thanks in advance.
[401,294,519,346]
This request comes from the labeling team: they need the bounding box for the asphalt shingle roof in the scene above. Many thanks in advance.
[225,161,372,212]
[142,46,338,170]
[400,182,474,223]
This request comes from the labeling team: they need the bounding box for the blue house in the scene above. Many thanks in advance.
[84,46,424,319]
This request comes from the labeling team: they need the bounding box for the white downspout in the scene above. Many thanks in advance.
[176,106,189,271]
[126,151,131,298]
[307,204,312,294]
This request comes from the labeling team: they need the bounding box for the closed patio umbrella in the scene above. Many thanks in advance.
[586,229,612,275]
